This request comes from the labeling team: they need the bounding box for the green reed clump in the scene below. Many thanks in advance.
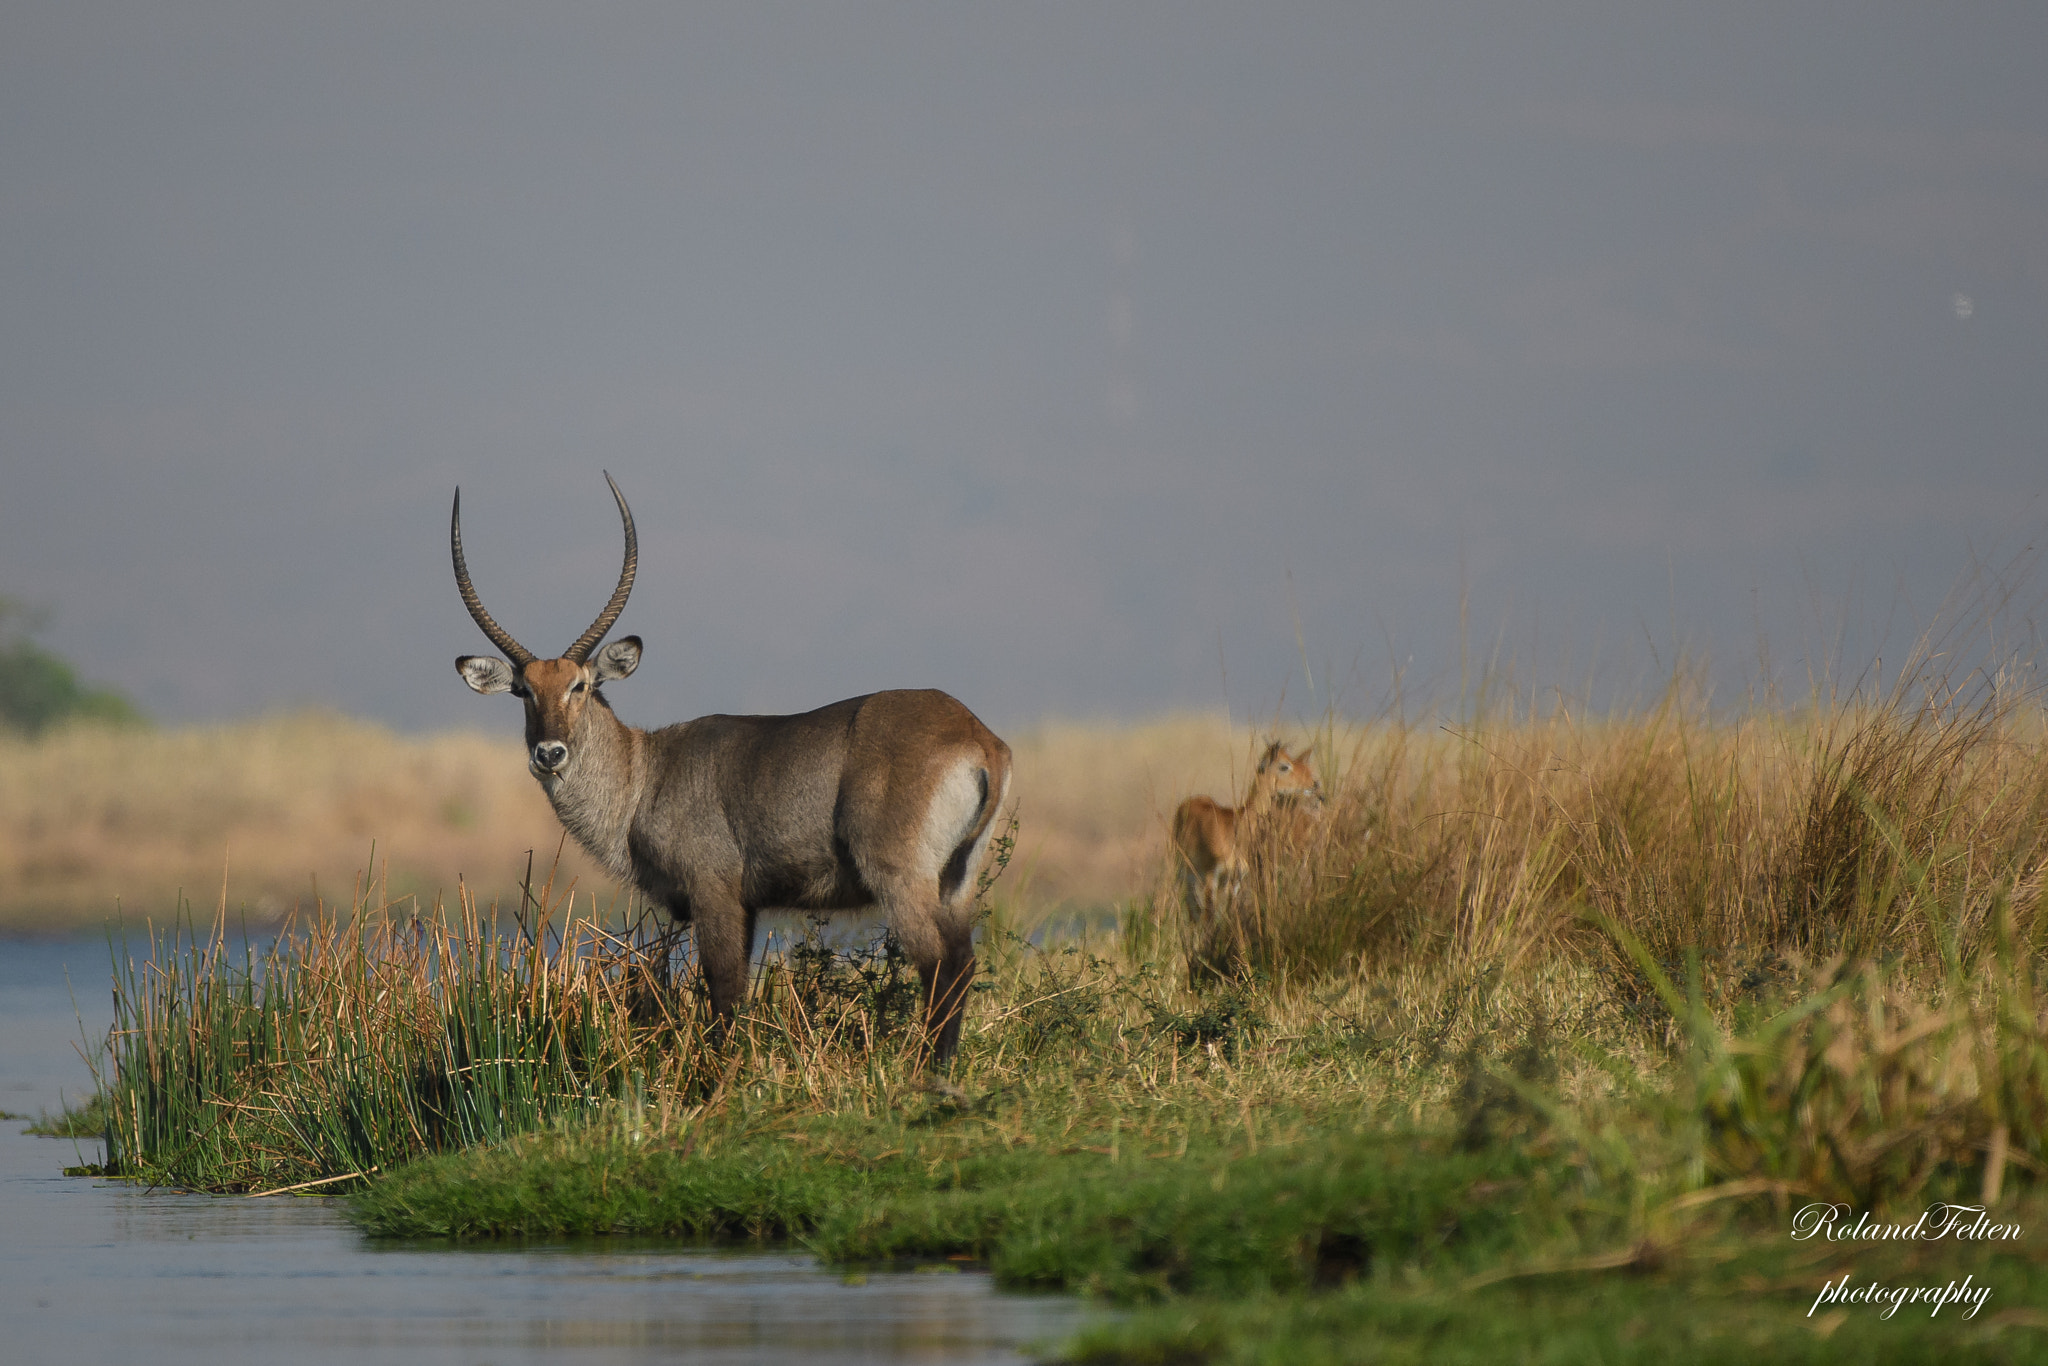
[93,876,723,1193]
[89,848,1027,1194]
[25,1090,109,1138]
[1605,916,2048,1214]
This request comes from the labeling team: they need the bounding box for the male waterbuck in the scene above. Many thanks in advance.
[1171,740,1323,925]
[451,475,1012,1063]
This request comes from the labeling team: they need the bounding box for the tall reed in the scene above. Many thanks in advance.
[92,848,981,1194]
[1175,636,2047,986]
[96,871,705,1193]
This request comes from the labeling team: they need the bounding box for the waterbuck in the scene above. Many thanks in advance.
[451,475,1012,1063]
[1171,740,1323,924]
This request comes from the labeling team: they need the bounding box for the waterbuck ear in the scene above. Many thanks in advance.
[457,655,515,695]
[592,635,642,683]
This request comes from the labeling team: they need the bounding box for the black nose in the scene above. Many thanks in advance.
[534,741,568,770]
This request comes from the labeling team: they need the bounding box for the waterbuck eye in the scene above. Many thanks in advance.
[571,681,587,694]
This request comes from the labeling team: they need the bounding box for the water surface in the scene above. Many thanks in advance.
[0,936,1095,1365]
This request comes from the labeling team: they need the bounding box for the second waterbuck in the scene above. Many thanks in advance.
[451,475,1012,1063]
[1171,740,1323,923]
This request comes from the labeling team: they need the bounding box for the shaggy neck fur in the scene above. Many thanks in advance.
[535,696,647,881]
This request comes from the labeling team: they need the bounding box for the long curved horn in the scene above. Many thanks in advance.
[563,471,637,663]
[451,489,535,667]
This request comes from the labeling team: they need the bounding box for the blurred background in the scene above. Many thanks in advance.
[2,3,2045,926]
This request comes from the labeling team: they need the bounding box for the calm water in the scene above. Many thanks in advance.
[0,937,1097,1365]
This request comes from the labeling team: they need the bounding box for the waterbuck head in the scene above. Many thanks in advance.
[1251,740,1322,810]
[452,473,643,781]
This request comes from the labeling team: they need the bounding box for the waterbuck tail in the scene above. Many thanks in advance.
[940,763,1010,906]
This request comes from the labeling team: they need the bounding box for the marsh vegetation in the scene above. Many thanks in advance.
[35,603,2048,1361]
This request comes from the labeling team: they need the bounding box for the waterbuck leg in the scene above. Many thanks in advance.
[925,915,977,1066]
[686,881,753,1045]
[865,867,961,1067]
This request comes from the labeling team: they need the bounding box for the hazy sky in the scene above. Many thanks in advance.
[3,3,2044,732]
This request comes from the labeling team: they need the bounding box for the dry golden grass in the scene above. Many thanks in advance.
[0,709,1312,931]
[0,712,603,930]
[1173,679,2048,986]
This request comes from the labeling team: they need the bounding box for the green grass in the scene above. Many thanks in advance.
[353,1095,1545,1293]
[89,892,693,1193]
[342,945,2048,1362]
[25,1090,108,1138]
[1060,1243,2048,1366]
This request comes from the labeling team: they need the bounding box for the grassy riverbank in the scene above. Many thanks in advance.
[330,926,2048,1362]
[57,631,2048,1361]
